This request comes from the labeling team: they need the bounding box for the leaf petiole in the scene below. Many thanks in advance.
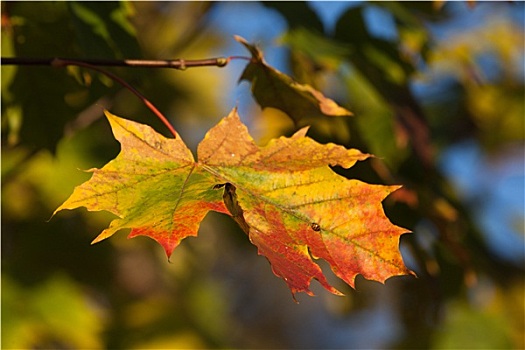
[55,58,179,139]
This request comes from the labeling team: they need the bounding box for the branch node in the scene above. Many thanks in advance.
[178,59,187,71]
[217,57,229,67]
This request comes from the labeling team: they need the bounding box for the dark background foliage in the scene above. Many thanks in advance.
[2,1,524,349]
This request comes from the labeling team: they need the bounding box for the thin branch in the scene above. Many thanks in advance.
[0,55,249,138]
[1,56,230,69]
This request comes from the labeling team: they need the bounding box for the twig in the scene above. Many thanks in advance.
[1,57,229,69]
[0,55,248,138]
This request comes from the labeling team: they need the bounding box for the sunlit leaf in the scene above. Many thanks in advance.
[236,36,353,127]
[55,109,413,297]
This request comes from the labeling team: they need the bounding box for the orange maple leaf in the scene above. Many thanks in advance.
[55,108,414,297]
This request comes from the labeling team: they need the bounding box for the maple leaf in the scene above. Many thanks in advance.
[236,35,353,127]
[54,109,413,297]
[53,113,230,255]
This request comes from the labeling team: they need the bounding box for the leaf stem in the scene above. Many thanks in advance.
[2,57,181,138]
[61,59,179,138]
[226,55,253,62]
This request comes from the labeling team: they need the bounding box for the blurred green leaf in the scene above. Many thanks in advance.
[67,1,141,59]
[262,1,324,33]
[281,27,351,70]
[2,1,141,153]
[431,299,513,349]
[335,5,415,87]
[467,83,525,148]
[343,65,409,168]
[2,275,104,349]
